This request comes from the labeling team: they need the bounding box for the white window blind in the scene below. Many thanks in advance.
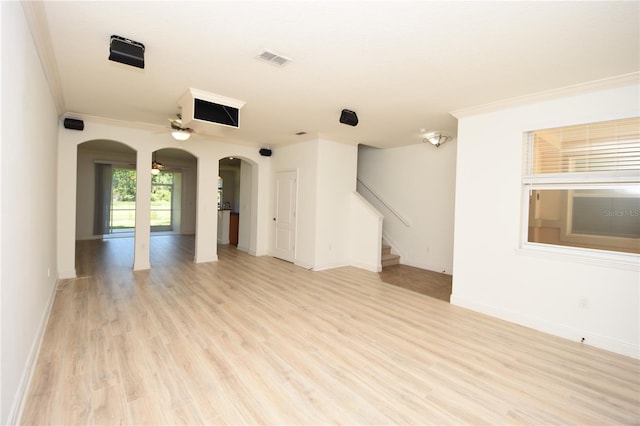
[523,117,640,184]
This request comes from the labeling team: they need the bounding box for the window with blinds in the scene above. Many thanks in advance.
[524,117,640,181]
[523,117,640,255]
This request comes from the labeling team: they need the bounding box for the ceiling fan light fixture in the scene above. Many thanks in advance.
[151,159,163,175]
[171,129,191,141]
[423,132,451,148]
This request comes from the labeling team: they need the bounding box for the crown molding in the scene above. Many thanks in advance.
[21,0,66,114]
[61,112,261,147]
[62,112,168,132]
[451,72,640,119]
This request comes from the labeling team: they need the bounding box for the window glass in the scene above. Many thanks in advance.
[151,172,173,229]
[528,188,640,254]
[523,117,640,256]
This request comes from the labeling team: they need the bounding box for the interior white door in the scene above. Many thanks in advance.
[273,170,297,262]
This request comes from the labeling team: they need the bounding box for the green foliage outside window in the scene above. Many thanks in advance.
[112,169,136,202]
[110,169,174,229]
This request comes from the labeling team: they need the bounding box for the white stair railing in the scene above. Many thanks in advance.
[356,178,410,227]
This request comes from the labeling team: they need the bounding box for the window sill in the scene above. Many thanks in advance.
[517,243,640,271]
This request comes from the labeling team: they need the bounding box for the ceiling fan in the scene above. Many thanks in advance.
[151,152,165,175]
[169,113,193,141]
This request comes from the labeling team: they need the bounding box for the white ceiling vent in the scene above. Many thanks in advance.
[256,49,292,67]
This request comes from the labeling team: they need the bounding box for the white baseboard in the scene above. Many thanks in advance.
[451,294,639,359]
[8,278,58,424]
[350,261,381,272]
[293,260,314,270]
[193,254,218,263]
[58,269,77,279]
[312,261,350,271]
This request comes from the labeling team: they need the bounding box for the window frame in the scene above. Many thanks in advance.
[151,171,175,232]
[520,119,640,268]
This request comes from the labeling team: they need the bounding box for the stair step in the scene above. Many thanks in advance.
[381,252,400,267]
[382,244,392,255]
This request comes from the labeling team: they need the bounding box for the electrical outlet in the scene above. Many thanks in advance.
[579,298,588,309]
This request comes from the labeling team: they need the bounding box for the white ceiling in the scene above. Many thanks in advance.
[32,1,639,149]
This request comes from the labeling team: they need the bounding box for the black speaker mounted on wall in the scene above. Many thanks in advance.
[109,35,145,69]
[339,109,358,126]
[63,118,84,131]
[259,148,272,157]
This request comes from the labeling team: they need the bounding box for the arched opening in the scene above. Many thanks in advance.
[149,148,198,267]
[218,156,256,258]
[71,137,264,274]
[75,139,137,273]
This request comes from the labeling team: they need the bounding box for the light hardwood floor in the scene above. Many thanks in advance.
[21,236,639,425]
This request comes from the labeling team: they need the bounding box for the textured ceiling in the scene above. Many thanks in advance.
[32,1,640,148]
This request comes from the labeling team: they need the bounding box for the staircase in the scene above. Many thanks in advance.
[381,244,400,268]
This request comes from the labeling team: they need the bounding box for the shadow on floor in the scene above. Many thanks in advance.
[378,264,452,302]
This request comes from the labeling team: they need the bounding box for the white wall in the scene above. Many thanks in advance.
[314,139,358,270]
[238,160,252,252]
[349,192,383,272]
[452,81,640,358]
[1,3,60,423]
[357,141,457,273]
[270,138,363,271]
[270,139,318,269]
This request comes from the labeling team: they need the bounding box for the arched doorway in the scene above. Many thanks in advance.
[218,156,256,256]
[75,139,137,274]
[149,148,198,267]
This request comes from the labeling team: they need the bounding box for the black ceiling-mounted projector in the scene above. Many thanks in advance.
[109,35,145,69]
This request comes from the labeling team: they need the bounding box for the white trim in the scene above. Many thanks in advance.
[350,260,382,273]
[520,183,639,270]
[450,294,639,359]
[523,171,640,185]
[58,269,77,279]
[193,254,218,263]
[181,88,246,110]
[9,278,59,425]
[21,0,66,114]
[62,112,169,133]
[516,243,639,271]
[293,260,314,270]
[451,72,640,118]
[313,261,350,272]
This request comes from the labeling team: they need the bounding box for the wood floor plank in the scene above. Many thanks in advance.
[20,236,640,425]
[91,385,130,426]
